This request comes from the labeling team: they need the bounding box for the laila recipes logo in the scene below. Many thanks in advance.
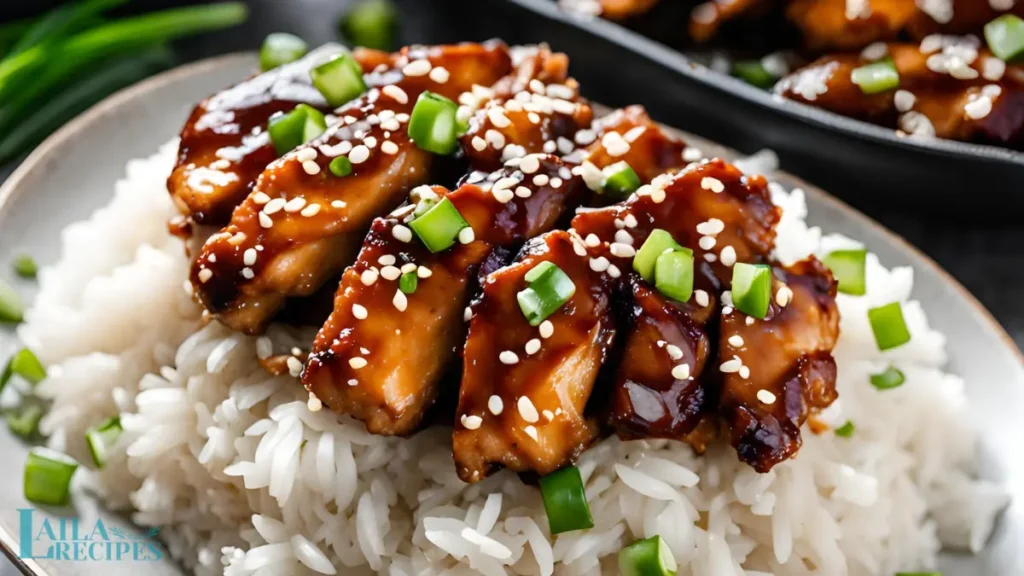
[17,509,163,562]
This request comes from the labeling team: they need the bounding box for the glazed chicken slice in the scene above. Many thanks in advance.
[784,0,917,52]
[578,105,690,186]
[719,258,839,472]
[303,156,586,435]
[168,45,343,227]
[776,42,1024,146]
[190,42,514,334]
[454,230,616,482]
[459,45,594,172]
[608,270,718,444]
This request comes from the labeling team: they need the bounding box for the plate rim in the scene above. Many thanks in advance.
[0,51,1019,576]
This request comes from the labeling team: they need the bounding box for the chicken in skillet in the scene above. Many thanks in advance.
[190,42,513,334]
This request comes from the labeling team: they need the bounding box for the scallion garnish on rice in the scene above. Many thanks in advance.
[408,197,468,253]
[24,446,78,506]
[310,53,366,108]
[850,59,899,95]
[86,416,123,468]
[984,14,1024,62]
[12,254,37,278]
[268,104,327,156]
[867,302,911,350]
[407,91,459,155]
[6,404,44,439]
[870,366,906,390]
[732,262,773,319]
[5,348,46,386]
[601,161,641,200]
[618,534,678,576]
[538,465,594,534]
[517,262,575,327]
[633,229,682,282]
[834,420,855,437]
[0,279,25,323]
[259,32,308,71]
[822,248,866,296]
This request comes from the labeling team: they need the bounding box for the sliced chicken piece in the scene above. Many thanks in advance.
[454,230,616,482]
[776,42,1024,147]
[906,1,1024,41]
[459,46,593,171]
[303,156,586,434]
[579,105,690,186]
[718,257,839,472]
[571,158,780,289]
[190,42,514,334]
[608,270,719,441]
[168,45,344,227]
[784,0,916,52]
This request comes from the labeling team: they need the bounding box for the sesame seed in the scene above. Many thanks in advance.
[575,129,597,145]
[417,266,432,278]
[649,186,666,203]
[982,56,1006,81]
[608,264,621,278]
[666,344,683,360]
[860,41,888,61]
[965,96,993,120]
[584,234,601,248]
[243,248,257,266]
[253,192,271,205]
[363,136,378,150]
[699,236,717,250]
[739,366,751,379]
[528,112,541,124]
[720,356,743,373]
[539,320,554,338]
[602,131,630,157]
[308,393,322,411]
[614,230,634,245]
[228,232,248,245]
[382,85,409,104]
[393,289,409,311]
[728,335,745,347]
[241,267,255,279]
[264,198,286,214]
[208,254,216,263]
[696,218,725,235]
[301,203,321,217]
[524,425,539,441]
[722,291,733,306]
[704,253,717,262]
[429,66,450,83]
[352,304,368,319]
[332,200,347,209]
[471,137,487,152]
[485,129,506,149]
[525,338,541,355]
[488,108,512,128]
[381,266,401,281]
[349,145,370,164]
[746,316,755,325]
[720,246,737,267]
[392,225,412,242]
[461,414,483,430]
[512,186,530,199]
[723,305,733,314]
[464,306,473,322]
[757,389,776,404]
[517,396,540,423]
[402,59,432,76]
[610,243,636,258]
[500,350,519,365]
[624,126,647,142]
[701,177,725,193]
[379,255,396,266]
[776,285,793,307]
[671,364,691,380]
[401,263,417,274]
[296,148,317,162]
[682,147,703,162]
[458,227,475,244]
[286,356,303,377]
[259,212,273,228]
[590,256,610,272]
[302,160,320,175]
[360,269,378,286]
[381,141,399,155]
[487,395,504,415]
[695,290,709,307]
[198,268,213,283]
[520,155,541,174]
[894,90,916,113]
[349,357,367,369]
[285,197,307,213]
[347,379,358,386]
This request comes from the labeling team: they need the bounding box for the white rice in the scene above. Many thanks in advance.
[18,142,1009,575]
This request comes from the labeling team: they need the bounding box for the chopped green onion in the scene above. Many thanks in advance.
[867,302,911,350]
[539,465,593,534]
[310,54,366,108]
[850,58,899,95]
[0,279,24,323]
[24,447,78,506]
[633,229,682,282]
[732,60,776,88]
[7,404,44,439]
[413,196,438,217]
[985,15,1024,62]
[408,197,469,253]
[408,91,459,155]
[85,416,123,468]
[268,104,327,156]
[822,249,866,296]
[399,271,418,294]
[870,366,905,390]
[654,249,694,303]
[834,420,855,437]
[329,156,353,177]
[601,161,641,200]
[260,32,309,71]
[618,535,678,576]
[731,263,773,319]
[12,255,37,278]
[340,0,398,51]
[7,349,46,385]
[517,262,576,326]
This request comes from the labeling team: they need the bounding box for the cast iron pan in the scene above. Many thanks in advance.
[441,0,1024,220]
